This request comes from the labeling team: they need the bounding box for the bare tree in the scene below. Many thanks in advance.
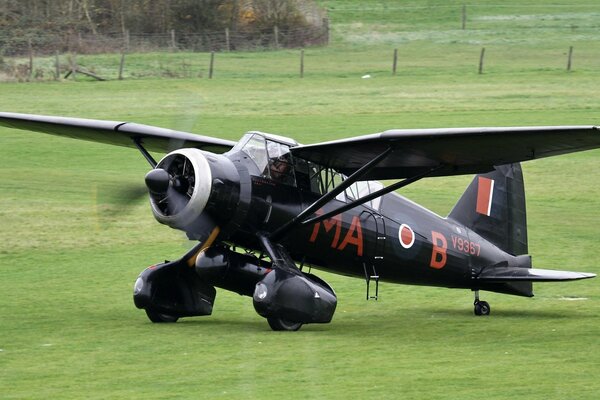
[77,0,98,35]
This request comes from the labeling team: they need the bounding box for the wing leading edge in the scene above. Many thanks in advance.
[291,126,600,179]
[0,112,236,154]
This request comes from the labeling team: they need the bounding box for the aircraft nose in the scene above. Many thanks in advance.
[145,168,170,194]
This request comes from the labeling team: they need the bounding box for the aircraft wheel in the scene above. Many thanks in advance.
[145,309,179,323]
[474,301,491,316]
[267,317,302,331]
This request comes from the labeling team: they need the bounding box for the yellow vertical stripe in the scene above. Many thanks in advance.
[187,226,221,267]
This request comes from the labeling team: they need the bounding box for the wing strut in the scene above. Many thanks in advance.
[270,147,393,241]
[257,233,302,274]
[302,165,444,226]
[133,138,157,168]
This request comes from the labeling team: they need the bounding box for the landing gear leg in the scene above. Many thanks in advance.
[473,290,491,316]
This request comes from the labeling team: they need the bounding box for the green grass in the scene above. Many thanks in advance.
[1,1,600,399]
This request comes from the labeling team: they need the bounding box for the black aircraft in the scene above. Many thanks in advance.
[1,112,598,331]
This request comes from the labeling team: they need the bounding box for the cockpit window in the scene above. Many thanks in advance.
[345,180,384,210]
[236,133,384,206]
[266,141,295,186]
[238,133,296,186]
[240,134,269,174]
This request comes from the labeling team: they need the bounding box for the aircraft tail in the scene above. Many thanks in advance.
[448,163,528,256]
[449,163,595,297]
[449,163,532,296]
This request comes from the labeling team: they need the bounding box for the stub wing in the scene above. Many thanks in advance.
[0,112,236,154]
[478,267,595,282]
[291,126,600,179]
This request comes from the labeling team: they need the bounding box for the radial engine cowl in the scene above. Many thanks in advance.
[147,148,241,235]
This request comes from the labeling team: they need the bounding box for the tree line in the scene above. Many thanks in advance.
[0,0,327,54]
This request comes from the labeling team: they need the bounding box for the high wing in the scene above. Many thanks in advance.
[291,126,600,179]
[0,112,236,154]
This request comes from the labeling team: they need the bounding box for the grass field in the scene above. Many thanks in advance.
[1,1,600,399]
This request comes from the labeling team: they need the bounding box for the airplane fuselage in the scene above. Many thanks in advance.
[227,152,528,298]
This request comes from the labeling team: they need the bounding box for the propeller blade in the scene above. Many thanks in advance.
[166,186,190,215]
[97,182,147,206]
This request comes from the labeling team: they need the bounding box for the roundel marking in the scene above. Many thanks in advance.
[399,224,415,249]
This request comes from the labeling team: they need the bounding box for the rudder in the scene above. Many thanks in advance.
[448,163,528,256]
[449,163,532,296]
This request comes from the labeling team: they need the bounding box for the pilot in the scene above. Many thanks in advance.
[269,154,292,184]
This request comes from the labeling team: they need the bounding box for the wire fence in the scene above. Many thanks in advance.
[2,3,600,82]
[0,23,329,56]
[2,42,595,83]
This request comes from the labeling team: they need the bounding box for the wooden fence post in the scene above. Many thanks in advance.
[55,51,60,80]
[392,48,398,75]
[274,26,279,49]
[300,49,304,78]
[28,39,33,80]
[567,46,573,71]
[478,47,485,74]
[225,27,230,52]
[462,5,467,30]
[323,17,330,44]
[118,52,126,80]
[68,53,77,80]
[209,51,215,79]
[124,29,130,51]
[170,29,176,50]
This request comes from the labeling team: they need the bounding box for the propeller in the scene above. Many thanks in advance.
[145,153,196,217]
[93,181,148,222]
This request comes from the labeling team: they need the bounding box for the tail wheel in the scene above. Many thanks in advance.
[474,301,491,316]
[145,309,179,323]
[267,317,302,331]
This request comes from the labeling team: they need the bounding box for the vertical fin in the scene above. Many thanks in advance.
[448,163,528,256]
[449,163,531,296]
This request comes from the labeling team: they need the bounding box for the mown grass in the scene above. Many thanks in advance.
[1,1,600,399]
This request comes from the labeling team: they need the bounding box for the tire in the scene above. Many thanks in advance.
[474,301,491,316]
[267,317,302,331]
[145,309,179,323]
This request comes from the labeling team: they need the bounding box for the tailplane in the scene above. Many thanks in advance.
[477,266,594,282]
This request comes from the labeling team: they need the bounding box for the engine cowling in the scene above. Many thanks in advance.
[146,148,245,240]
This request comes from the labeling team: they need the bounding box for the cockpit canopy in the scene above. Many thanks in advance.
[231,131,384,211]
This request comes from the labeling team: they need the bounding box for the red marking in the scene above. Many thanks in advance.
[476,177,494,216]
[430,231,447,269]
[399,224,415,248]
[309,210,342,248]
[338,216,364,256]
[309,210,364,256]
[401,227,412,245]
